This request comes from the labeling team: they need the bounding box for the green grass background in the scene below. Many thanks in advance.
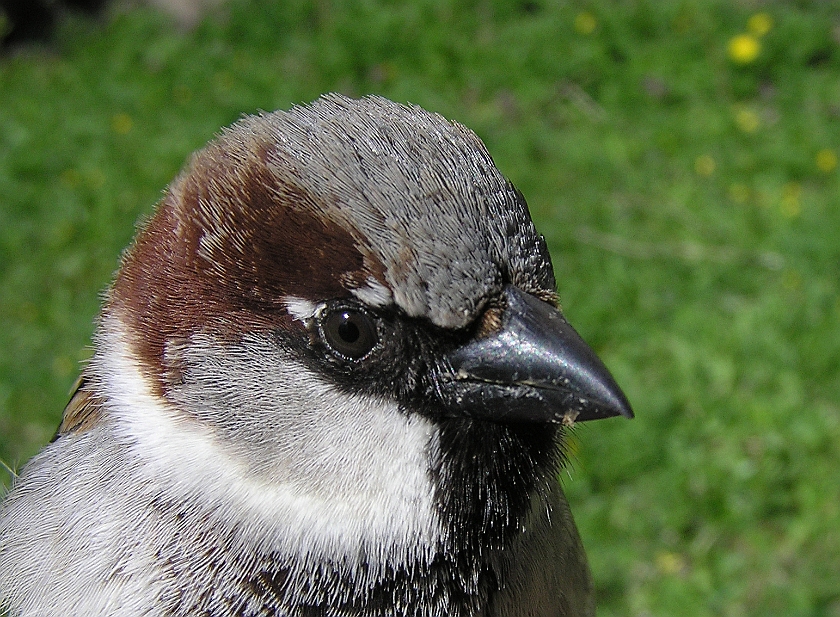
[1,0,839,615]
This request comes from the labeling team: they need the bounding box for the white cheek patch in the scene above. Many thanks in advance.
[350,277,392,308]
[91,316,443,579]
[283,296,319,323]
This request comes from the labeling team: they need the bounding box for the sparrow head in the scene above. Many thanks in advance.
[101,94,630,426]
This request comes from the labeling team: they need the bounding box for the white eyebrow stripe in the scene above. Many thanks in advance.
[283,296,319,322]
[351,277,393,307]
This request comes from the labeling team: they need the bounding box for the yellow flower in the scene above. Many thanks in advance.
[695,154,716,177]
[655,551,687,576]
[111,113,133,135]
[780,182,801,218]
[747,13,773,37]
[574,11,597,35]
[816,148,837,173]
[734,107,760,133]
[728,34,761,64]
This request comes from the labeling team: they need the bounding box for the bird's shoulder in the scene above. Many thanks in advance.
[55,372,106,438]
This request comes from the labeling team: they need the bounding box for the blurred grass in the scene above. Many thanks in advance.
[1,0,839,615]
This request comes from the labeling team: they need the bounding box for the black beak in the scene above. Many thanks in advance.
[439,285,633,425]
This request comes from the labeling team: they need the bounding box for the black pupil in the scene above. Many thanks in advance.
[337,316,360,343]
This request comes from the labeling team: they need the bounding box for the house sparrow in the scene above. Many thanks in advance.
[0,94,632,617]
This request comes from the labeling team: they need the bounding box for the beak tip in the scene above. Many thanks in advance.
[612,390,635,419]
[618,401,635,420]
[572,382,634,422]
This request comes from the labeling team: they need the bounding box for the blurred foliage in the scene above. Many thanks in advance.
[1,1,839,615]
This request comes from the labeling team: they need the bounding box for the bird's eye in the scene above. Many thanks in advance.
[321,308,378,359]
